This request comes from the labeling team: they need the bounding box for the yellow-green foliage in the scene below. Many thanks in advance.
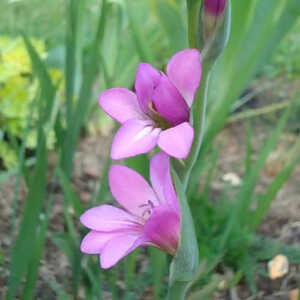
[0,36,63,169]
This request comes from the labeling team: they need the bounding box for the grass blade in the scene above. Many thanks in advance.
[62,0,108,176]
[23,35,56,124]
[6,130,47,300]
[64,0,83,126]
[58,168,84,217]
[21,194,53,299]
[147,0,187,52]
[125,0,155,62]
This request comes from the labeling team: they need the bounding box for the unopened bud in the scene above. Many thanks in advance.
[198,0,231,66]
[204,0,226,16]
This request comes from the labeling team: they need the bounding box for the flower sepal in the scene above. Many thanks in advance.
[199,0,231,67]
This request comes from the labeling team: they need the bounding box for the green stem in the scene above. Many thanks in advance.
[167,281,189,300]
[183,67,211,189]
[187,0,202,48]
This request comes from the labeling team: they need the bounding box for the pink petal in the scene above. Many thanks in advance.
[80,205,140,231]
[152,75,189,126]
[99,88,143,124]
[80,231,120,254]
[150,152,179,212]
[157,122,194,159]
[166,49,201,107]
[100,235,144,269]
[150,152,168,204]
[109,165,160,218]
[111,119,161,160]
[135,63,161,114]
[143,206,180,255]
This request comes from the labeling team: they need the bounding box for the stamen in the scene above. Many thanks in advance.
[139,200,155,217]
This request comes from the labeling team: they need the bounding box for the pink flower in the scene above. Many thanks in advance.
[99,49,201,159]
[80,152,180,269]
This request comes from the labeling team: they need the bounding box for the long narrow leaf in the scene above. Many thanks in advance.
[21,194,53,299]
[6,130,47,300]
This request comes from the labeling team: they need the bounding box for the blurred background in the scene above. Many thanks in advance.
[0,0,299,299]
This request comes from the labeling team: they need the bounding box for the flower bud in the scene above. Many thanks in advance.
[198,0,231,66]
[204,0,226,16]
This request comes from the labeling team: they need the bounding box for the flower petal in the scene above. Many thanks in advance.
[158,122,194,158]
[80,205,140,231]
[135,63,161,114]
[166,49,201,107]
[100,235,144,269]
[150,152,179,211]
[99,88,143,124]
[109,164,159,217]
[150,152,168,204]
[80,231,120,254]
[152,75,189,126]
[111,119,161,160]
[143,206,180,255]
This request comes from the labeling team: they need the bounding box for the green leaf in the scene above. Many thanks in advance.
[58,168,84,217]
[147,0,187,52]
[62,0,108,176]
[6,130,47,300]
[64,0,84,126]
[23,35,56,124]
[168,169,199,299]
[21,195,53,299]
[125,0,155,62]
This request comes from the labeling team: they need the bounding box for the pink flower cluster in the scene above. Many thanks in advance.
[80,49,202,268]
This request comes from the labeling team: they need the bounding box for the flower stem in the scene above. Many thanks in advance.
[187,0,202,48]
[183,66,211,189]
[167,281,189,300]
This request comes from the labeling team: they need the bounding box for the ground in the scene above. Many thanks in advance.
[213,121,300,300]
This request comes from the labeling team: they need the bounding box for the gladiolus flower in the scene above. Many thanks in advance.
[99,49,201,159]
[80,152,180,269]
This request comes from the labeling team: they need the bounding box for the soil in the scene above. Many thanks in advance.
[212,120,300,300]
